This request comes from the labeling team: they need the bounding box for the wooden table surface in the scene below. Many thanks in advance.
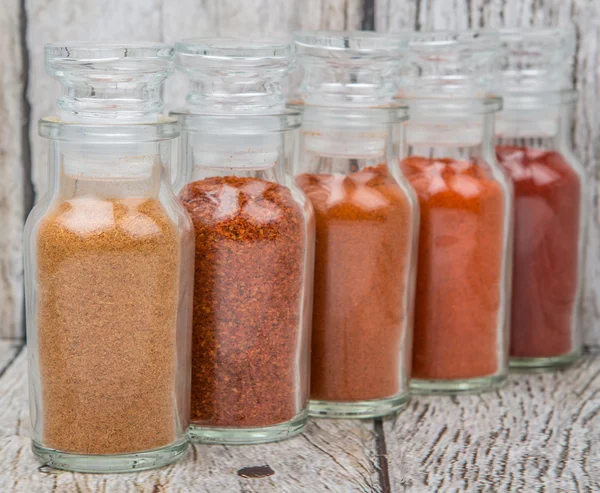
[0,341,598,492]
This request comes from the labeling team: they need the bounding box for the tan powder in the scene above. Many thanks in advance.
[37,196,182,454]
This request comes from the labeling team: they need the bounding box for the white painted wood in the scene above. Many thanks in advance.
[0,349,379,492]
[0,0,25,340]
[0,341,22,373]
[162,0,363,114]
[377,0,600,347]
[384,353,600,492]
[1,344,598,491]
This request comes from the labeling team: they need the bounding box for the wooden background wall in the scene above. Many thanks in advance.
[1,0,598,345]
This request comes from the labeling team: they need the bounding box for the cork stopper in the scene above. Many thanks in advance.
[175,38,293,113]
[45,42,174,123]
[294,31,408,106]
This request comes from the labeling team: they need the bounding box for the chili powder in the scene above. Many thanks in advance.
[297,165,413,402]
[496,146,581,359]
[401,157,506,380]
[179,176,307,427]
[37,197,182,454]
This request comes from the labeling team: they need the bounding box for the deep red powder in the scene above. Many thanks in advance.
[496,146,582,359]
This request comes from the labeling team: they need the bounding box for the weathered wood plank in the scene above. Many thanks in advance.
[384,353,600,492]
[162,0,363,112]
[377,0,600,347]
[0,0,25,339]
[0,350,379,492]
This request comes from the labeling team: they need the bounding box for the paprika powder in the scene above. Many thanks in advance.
[401,156,509,390]
[172,39,314,443]
[180,177,308,436]
[293,31,418,418]
[494,26,585,370]
[297,165,415,410]
[24,42,193,473]
[496,146,582,362]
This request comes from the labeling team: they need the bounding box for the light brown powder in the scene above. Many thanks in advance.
[37,196,182,454]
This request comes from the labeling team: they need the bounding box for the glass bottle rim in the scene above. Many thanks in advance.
[497,26,575,41]
[175,38,292,60]
[397,29,499,50]
[39,116,180,142]
[294,30,409,54]
[45,42,174,62]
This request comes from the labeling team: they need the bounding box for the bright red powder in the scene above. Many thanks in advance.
[496,146,582,359]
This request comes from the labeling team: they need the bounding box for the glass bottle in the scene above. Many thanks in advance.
[171,39,314,444]
[495,27,585,370]
[397,31,512,393]
[24,43,194,473]
[291,32,418,418]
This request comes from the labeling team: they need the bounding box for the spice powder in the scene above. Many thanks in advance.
[496,146,581,359]
[297,164,413,402]
[37,196,182,454]
[179,176,307,427]
[401,157,506,381]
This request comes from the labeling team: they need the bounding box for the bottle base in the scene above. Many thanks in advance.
[188,411,308,445]
[309,393,409,419]
[410,373,506,395]
[510,350,582,372]
[32,439,188,473]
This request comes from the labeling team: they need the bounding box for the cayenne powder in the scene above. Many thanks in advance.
[297,164,413,402]
[179,176,307,427]
[401,157,506,380]
[37,196,182,454]
[496,146,581,359]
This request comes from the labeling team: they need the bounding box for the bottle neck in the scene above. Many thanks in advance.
[175,126,291,190]
[47,140,169,200]
[496,97,575,151]
[294,106,399,176]
[297,62,399,107]
[56,82,165,124]
[185,78,286,113]
[404,109,496,162]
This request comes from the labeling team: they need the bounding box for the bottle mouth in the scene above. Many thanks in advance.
[399,29,499,50]
[294,31,409,54]
[175,38,294,114]
[45,42,174,124]
[496,26,576,94]
[45,42,174,64]
[175,38,293,60]
[497,26,576,43]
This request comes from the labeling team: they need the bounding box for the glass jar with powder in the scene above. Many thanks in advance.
[23,43,194,473]
[171,39,314,444]
[495,27,585,370]
[398,31,512,394]
[291,32,419,418]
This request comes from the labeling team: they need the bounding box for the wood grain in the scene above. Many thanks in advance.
[384,353,600,492]
[0,0,25,340]
[161,0,364,126]
[1,347,598,491]
[377,0,600,347]
[0,349,379,493]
